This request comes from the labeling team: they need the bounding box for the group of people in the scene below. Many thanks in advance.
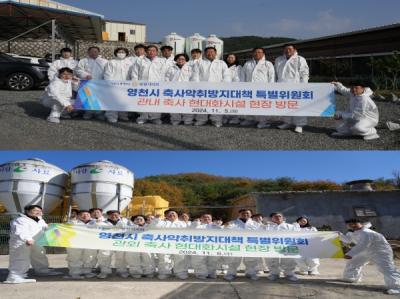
[41,43,380,140]
[4,205,400,295]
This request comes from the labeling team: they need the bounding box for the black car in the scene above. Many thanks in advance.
[0,52,49,91]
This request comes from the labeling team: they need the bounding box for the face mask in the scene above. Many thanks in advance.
[117,53,127,59]
[62,79,71,83]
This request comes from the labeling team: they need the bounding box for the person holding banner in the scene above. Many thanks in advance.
[4,205,62,284]
[241,47,275,129]
[103,47,133,123]
[265,212,300,281]
[342,219,400,295]
[66,210,98,279]
[151,209,189,280]
[276,44,310,134]
[331,81,380,140]
[47,48,78,82]
[295,216,320,276]
[125,215,155,278]
[225,53,243,126]
[223,209,262,281]
[131,45,167,125]
[192,47,232,127]
[75,46,108,121]
[165,53,195,126]
[97,210,130,279]
[190,213,223,279]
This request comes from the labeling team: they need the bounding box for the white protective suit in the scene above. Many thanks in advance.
[75,56,108,119]
[295,226,320,274]
[103,57,133,122]
[66,219,98,277]
[125,223,154,278]
[275,53,310,127]
[165,63,195,125]
[47,57,78,81]
[242,57,275,127]
[6,214,50,282]
[163,55,176,70]
[40,77,78,122]
[224,218,262,279]
[192,58,232,126]
[226,64,243,125]
[265,222,300,277]
[97,218,129,277]
[131,56,167,124]
[342,227,400,291]
[334,83,379,138]
[190,220,222,278]
[152,218,189,278]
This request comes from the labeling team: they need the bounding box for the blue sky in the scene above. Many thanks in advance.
[0,151,398,183]
[60,0,400,41]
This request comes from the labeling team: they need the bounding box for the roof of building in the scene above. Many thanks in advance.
[0,0,103,42]
[104,19,146,26]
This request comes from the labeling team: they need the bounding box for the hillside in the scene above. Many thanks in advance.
[221,36,296,53]
[134,173,398,215]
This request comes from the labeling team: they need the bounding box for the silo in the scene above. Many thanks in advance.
[71,160,134,212]
[185,33,206,55]
[162,32,186,55]
[0,158,68,214]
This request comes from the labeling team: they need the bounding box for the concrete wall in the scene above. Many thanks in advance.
[254,190,400,239]
[104,22,146,43]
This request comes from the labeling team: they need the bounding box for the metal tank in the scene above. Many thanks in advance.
[162,32,186,56]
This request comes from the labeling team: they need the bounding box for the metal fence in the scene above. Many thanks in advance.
[0,215,66,255]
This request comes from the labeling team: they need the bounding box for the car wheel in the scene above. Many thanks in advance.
[6,72,35,91]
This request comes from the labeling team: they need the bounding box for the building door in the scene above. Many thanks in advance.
[118,32,126,42]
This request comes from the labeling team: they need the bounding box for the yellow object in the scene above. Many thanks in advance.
[102,32,109,41]
[123,196,169,218]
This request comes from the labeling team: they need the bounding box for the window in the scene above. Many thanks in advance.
[130,30,136,35]
[354,207,377,217]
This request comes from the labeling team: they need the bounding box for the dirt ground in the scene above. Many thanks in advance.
[0,254,398,299]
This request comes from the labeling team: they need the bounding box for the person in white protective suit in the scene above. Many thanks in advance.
[66,210,98,279]
[276,44,310,134]
[129,44,147,65]
[97,210,130,279]
[40,67,78,123]
[251,214,269,274]
[161,45,176,70]
[47,48,78,81]
[125,215,155,278]
[164,53,195,125]
[340,218,400,295]
[223,209,262,281]
[295,216,320,275]
[130,45,167,125]
[150,209,189,279]
[4,205,62,284]
[192,46,232,127]
[331,81,380,140]
[75,46,108,121]
[103,47,133,123]
[190,214,223,279]
[224,54,243,125]
[241,47,275,128]
[265,212,300,281]
[188,48,202,68]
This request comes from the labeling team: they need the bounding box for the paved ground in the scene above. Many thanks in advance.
[0,90,399,150]
[0,254,397,299]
